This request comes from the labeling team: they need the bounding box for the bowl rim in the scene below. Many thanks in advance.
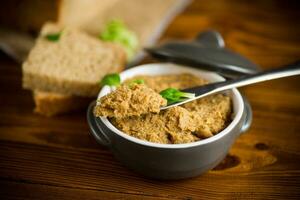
[97,63,244,149]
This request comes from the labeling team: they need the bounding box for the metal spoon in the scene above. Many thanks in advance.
[161,61,300,110]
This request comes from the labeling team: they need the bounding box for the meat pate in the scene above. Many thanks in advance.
[94,83,167,118]
[99,73,232,144]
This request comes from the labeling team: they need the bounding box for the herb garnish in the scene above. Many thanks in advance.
[45,32,62,42]
[131,79,144,85]
[128,79,144,88]
[100,73,121,87]
[99,20,138,60]
[159,88,195,104]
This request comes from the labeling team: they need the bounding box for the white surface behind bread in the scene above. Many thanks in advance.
[22,23,126,97]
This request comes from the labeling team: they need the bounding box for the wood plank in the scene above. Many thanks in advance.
[0,140,300,199]
[0,0,300,199]
[0,180,172,200]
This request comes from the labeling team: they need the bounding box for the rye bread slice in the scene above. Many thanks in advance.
[22,23,126,97]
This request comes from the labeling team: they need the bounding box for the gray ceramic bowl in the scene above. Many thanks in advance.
[87,63,252,180]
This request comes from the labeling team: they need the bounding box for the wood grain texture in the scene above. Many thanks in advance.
[1,0,300,199]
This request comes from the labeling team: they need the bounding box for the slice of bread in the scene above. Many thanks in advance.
[33,91,92,117]
[22,23,126,97]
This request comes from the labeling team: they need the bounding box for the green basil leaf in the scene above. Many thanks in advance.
[45,32,61,42]
[100,73,121,87]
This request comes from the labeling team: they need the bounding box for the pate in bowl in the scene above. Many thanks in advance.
[87,63,252,179]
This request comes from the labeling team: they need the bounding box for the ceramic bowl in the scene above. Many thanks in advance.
[87,63,252,179]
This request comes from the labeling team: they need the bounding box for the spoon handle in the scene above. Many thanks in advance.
[161,61,300,109]
[213,60,300,92]
[182,61,300,97]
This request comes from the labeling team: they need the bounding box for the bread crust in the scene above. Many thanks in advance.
[33,91,92,117]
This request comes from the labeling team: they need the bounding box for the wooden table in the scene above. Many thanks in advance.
[1,0,300,199]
